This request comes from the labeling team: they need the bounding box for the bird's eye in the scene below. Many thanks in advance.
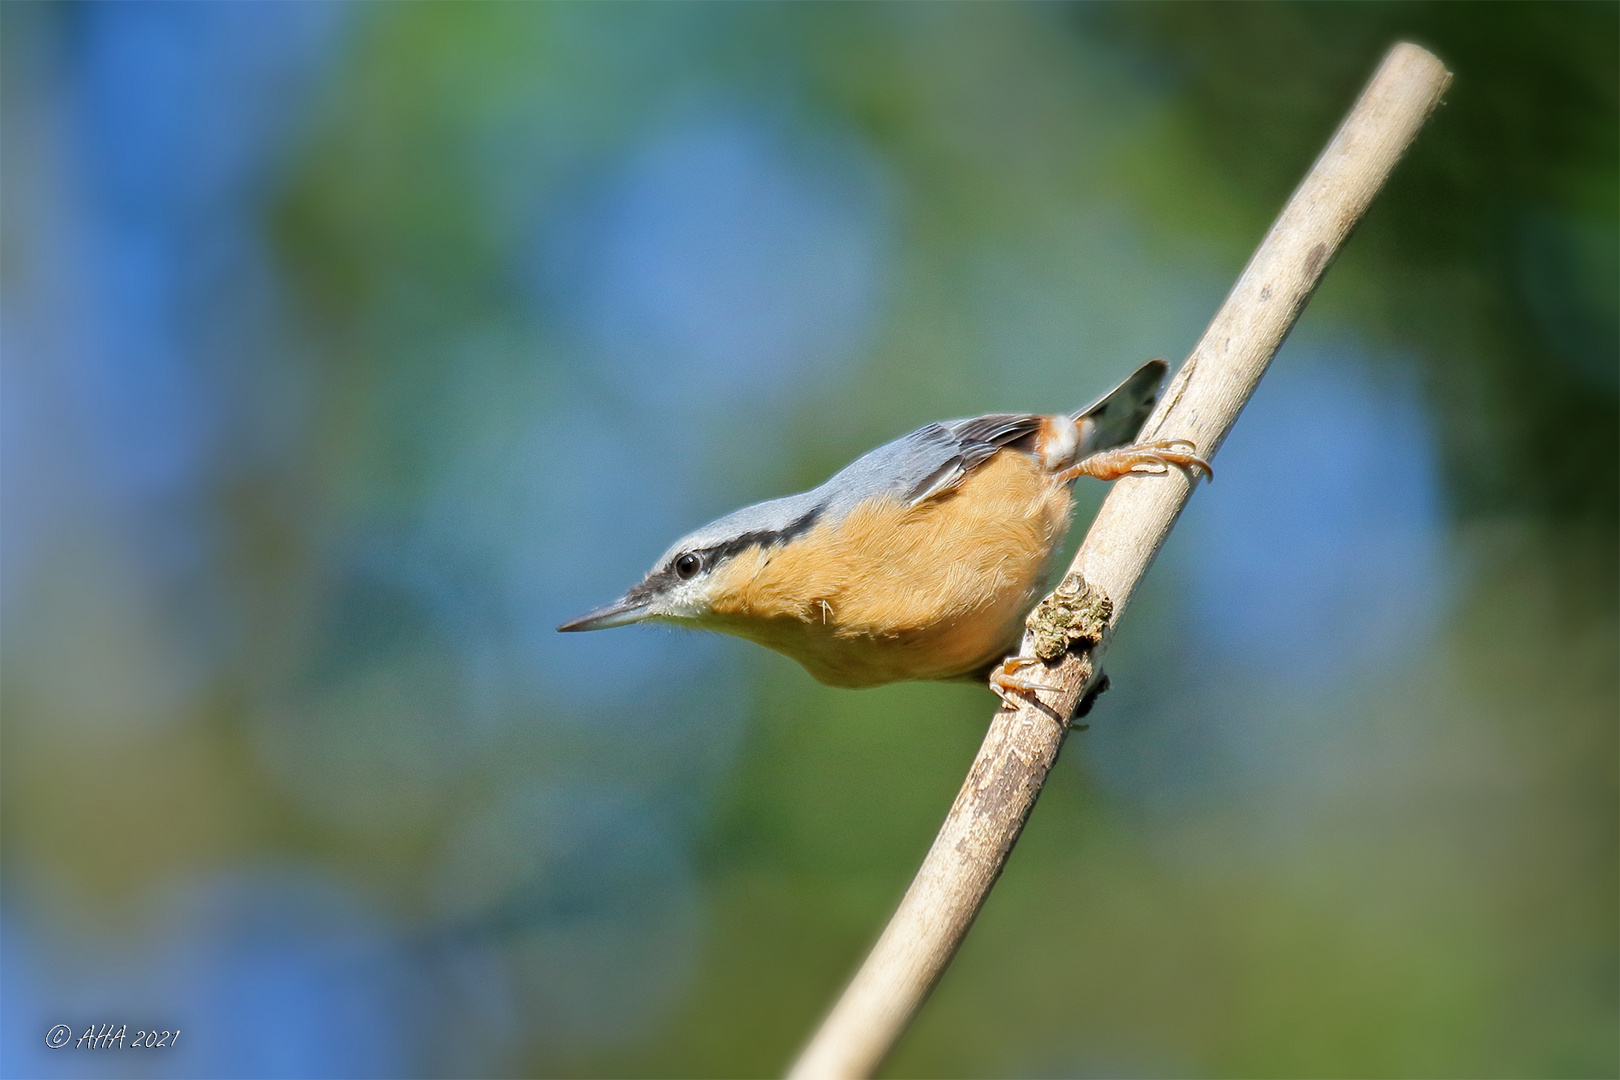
[673,552,702,580]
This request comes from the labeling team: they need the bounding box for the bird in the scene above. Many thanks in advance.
[558,360,1208,701]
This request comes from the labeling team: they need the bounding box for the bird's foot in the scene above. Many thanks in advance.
[989,656,1050,711]
[1058,439,1213,484]
[990,656,1108,731]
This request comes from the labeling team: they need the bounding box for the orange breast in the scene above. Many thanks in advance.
[703,449,1074,687]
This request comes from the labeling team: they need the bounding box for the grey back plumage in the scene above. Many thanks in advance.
[652,360,1167,571]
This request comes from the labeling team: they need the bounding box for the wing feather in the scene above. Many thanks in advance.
[653,367,1166,571]
[901,414,1042,505]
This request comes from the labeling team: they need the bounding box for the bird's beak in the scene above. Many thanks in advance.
[557,595,655,632]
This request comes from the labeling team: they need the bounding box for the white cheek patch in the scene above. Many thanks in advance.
[656,545,776,621]
[661,580,712,619]
[1036,415,1082,470]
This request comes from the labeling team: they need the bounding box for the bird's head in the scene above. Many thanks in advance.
[557,494,823,633]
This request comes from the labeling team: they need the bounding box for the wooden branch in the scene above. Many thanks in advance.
[787,43,1452,1080]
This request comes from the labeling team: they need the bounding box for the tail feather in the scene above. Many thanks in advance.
[1072,359,1167,455]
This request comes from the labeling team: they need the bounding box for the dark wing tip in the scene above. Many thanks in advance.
[906,413,1044,505]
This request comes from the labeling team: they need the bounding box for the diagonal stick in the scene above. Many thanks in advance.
[788,42,1452,1080]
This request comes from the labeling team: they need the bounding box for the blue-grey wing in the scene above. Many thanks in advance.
[654,419,1035,560]
[824,362,1167,512]
[819,413,1044,512]
[903,414,1046,505]
[666,364,1169,563]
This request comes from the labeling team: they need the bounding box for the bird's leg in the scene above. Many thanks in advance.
[990,655,1050,710]
[990,657,1109,731]
[1057,439,1213,484]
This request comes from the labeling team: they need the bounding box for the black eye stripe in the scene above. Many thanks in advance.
[694,507,823,567]
[634,506,825,600]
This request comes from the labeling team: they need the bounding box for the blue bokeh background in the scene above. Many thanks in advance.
[3,4,1615,1077]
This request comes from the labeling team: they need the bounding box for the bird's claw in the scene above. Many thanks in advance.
[1125,439,1214,481]
[990,656,1107,731]
[989,656,1047,711]
[1059,439,1213,484]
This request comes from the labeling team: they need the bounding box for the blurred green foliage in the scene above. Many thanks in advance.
[3,3,1614,1078]
[1099,1,1619,530]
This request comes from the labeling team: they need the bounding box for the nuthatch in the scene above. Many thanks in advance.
[559,360,1209,700]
